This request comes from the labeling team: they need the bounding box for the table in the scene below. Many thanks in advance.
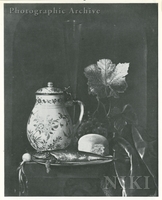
[19,161,122,196]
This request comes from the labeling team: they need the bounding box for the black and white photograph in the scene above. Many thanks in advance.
[4,1,159,197]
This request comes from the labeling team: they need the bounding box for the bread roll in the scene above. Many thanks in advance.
[78,134,109,156]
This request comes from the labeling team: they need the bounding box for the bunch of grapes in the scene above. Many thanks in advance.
[76,112,108,140]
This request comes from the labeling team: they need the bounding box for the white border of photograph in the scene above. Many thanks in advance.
[1,0,161,200]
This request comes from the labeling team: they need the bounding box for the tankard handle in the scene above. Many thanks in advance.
[65,100,84,132]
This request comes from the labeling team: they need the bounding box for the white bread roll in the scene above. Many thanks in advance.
[78,134,109,156]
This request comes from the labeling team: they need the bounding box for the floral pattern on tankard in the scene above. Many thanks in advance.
[27,82,84,151]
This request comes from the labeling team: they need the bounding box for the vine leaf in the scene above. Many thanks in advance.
[109,106,121,117]
[84,59,129,99]
[122,104,138,125]
[113,104,138,132]
[132,126,147,159]
[114,117,127,132]
[113,136,157,196]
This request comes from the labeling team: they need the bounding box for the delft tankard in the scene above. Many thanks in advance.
[27,82,84,151]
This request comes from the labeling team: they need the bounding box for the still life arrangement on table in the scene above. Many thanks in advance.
[18,59,157,196]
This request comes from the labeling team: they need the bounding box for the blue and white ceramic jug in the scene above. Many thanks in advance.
[27,82,84,151]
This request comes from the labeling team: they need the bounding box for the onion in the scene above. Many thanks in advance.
[22,153,31,163]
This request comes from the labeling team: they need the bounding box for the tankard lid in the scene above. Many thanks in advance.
[36,82,63,95]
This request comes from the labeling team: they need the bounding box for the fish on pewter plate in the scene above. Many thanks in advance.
[32,151,50,159]
[31,150,113,173]
[31,151,57,164]
[50,149,113,163]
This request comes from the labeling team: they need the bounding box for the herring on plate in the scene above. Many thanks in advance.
[50,149,113,163]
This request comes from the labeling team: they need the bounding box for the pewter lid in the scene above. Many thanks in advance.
[36,82,63,95]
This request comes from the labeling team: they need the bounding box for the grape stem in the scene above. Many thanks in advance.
[100,101,107,117]
[93,97,112,118]
[92,97,100,117]
[106,97,112,117]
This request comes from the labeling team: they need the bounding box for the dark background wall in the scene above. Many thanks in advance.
[4,4,158,196]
